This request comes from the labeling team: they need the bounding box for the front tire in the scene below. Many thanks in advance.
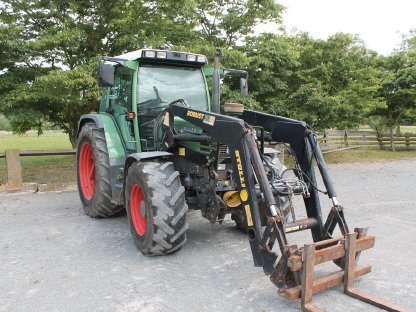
[77,122,122,217]
[126,161,189,255]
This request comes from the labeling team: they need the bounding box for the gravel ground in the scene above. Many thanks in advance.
[0,159,415,312]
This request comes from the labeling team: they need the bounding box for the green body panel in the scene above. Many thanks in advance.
[99,88,109,112]
[202,67,225,77]
[124,60,137,71]
[99,114,126,158]
[202,67,211,110]
[173,117,214,155]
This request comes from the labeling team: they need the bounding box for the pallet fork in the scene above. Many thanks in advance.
[283,232,410,312]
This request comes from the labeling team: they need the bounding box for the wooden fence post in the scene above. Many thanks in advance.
[322,130,329,150]
[5,149,23,191]
[362,134,368,148]
[343,131,349,148]
[405,133,410,151]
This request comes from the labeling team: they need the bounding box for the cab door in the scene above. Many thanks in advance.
[108,66,136,152]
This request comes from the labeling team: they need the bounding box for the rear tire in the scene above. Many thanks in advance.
[77,122,122,218]
[126,161,189,255]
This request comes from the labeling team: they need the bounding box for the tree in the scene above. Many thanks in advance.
[0,0,196,146]
[244,33,300,115]
[372,52,416,151]
[401,29,416,51]
[0,0,286,145]
[178,0,285,109]
[244,32,379,130]
[192,0,284,47]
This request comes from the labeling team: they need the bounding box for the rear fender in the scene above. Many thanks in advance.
[78,113,125,159]
[77,114,104,134]
[78,113,127,206]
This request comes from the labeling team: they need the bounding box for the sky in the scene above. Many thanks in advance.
[274,0,416,55]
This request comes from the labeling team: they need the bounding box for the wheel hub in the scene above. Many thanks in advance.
[130,184,147,236]
[79,142,95,200]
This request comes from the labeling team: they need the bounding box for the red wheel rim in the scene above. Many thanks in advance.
[79,142,95,200]
[130,184,147,236]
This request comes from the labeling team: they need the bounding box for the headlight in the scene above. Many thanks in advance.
[156,51,167,58]
[144,51,156,58]
[197,55,206,63]
[186,54,196,62]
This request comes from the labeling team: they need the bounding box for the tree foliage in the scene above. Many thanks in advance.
[371,52,416,150]
[0,0,284,146]
[192,0,283,47]
[244,32,380,130]
[0,0,415,148]
[0,0,197,145]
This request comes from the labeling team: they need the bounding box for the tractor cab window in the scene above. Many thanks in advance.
[109,66,135,151]
[109,66,133,110]
[137,65,209,150]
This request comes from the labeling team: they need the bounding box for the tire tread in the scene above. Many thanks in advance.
[126,161,188,255]
[77,123,123,218]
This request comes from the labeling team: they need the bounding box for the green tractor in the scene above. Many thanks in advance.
[76,49,405,311]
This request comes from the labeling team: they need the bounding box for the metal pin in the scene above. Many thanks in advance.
[269,204,278,217]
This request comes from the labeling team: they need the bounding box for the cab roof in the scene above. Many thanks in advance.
[115,49,207,65]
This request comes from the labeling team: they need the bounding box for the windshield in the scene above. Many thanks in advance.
[136,65,209,151]
[137,65,209,111]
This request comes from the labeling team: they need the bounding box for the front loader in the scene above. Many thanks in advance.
[76,49,409,311]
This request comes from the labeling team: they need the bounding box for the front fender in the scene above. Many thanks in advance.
[124,151,173,179]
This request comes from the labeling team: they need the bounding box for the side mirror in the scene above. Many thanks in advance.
[97,63,115,87]
[240,77,248,96]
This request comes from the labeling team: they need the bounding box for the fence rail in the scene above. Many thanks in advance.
[1,130,415,191]
[0,149,75,158]
[318,130,416,151]
[1,149,76,191]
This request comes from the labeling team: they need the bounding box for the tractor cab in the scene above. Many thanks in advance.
[97,49,210,152]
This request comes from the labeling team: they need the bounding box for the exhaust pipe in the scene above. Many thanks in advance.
[211,49,221,114]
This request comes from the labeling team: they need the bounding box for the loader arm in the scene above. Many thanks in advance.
[241,110,341,241]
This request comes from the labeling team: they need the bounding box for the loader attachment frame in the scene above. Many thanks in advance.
[163,103,408,311]
[163,103,348,273]
[164,102,276,268]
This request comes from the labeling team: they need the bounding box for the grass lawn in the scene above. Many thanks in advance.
[401,126,416,134]
[323,148,416,164]
[0,155,76,185]
[0,131,72,151]
[0,132,75,185]
[358,125,416,134]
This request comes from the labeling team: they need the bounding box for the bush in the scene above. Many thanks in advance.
[0,115,12,131]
